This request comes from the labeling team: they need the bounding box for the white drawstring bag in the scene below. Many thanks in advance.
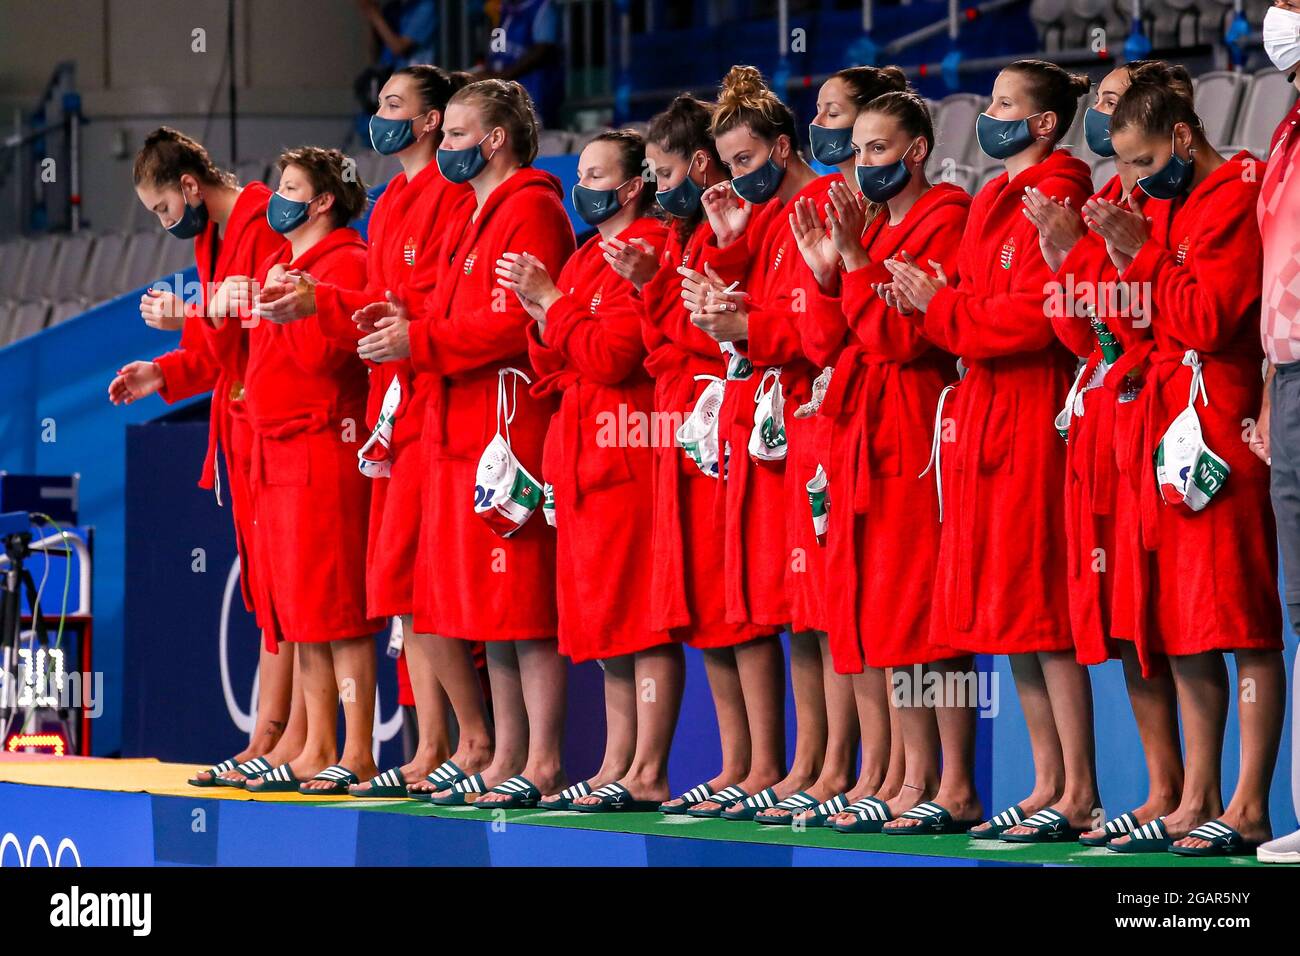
[1154,350,1230,512]
[357,375,402,477]
[749,367,788,463]
[806,464,829,546]
[474,367,544,537]
[920,383,958,522]
[721,341,753,381]
[676,374,726,478]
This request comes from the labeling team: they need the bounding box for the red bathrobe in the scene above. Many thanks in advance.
[244,228,382,650]
[638,218,773,649]
[526,216,676,662]
[702,173,836,631]
[1107,153,1282,674]
[407,167,576,641]
[313,161,472,618]
[153,181,287,617]
[804,183,969,672]
[917,150,1093,655]
[1052,173,1143,666]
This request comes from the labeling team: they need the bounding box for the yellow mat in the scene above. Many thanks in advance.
[0,756,354,802]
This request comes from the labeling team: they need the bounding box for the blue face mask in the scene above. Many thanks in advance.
[854,140,918,204]
[1083,107,1115,157]
[808,123,855,166]
[730,147,786,205]
[571,179,631,226]
[166,196,209,240]
[656,169,704,218]
[976,111,1041,161]
[267,191,317,235]
[437,132,495,184]
[369,114,417,156]
[1137,130,1195,200]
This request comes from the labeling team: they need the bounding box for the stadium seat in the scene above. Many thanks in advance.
[0,240,32,300]
[538,129,575,156]
[82,232,131,304]
[123,230,168,291]
[1195,71,1252,148]
[1234,68,1300,159]
[0,301,15,347]
[10,300,51,342]
[931,93,983,171]
[48,298,85,326]
[12,236,62,301]
[41,232,95,302]
[235,158,269,186]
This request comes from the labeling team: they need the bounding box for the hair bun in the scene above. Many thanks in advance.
[1068,72,1091,97]
[719,65,769,109]
[879,66,908,90]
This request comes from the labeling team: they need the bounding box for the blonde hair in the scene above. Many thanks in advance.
[711,65,797,144]
[449,78,541,165]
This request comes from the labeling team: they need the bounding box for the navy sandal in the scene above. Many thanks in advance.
[1107,816,1174,854]
[1079,810,1140,847]
[1169,820,1260,857]
[297,765,359,796]
[539,780,593,811]
[999,807,1086,843]
[572,782,660,813]
[968,804,1028,840]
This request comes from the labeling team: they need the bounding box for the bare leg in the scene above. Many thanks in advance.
[421,634,494,788]
[549,654,635,803]
[884,657,983,830]
[579,643,686,805]
[782,635,859,823]
[826,668,893,828]
[971,653,1064,836]
[1002,650,1100,834]
[1081,646,1182,841]
[462,641,527,798]
[659,645,750,809]
[280,642,339,784]
[1173,649,1284,850]
[202,639,293,783]
[477,638,567,802]
[300,636,380,789]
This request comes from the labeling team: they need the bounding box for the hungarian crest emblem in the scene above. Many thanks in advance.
[999,237,1016,270]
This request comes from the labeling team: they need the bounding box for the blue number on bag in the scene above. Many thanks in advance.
[474,485,494,507]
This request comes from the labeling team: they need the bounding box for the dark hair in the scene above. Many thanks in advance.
[392,65,472,113]
[133,126,236,190]
[588,129,656,216]
[277,146,369,228]
[647,94,722,242]
[449,78,540,165]
[1004,59,1091,144]
[1111,71,1202,139]
[1123,60,1195,105]
[863,90,935,152]
[831,66,910,109]
[711,65,798,145]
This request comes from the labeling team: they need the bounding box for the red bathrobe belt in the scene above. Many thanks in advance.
[818,345,901,515]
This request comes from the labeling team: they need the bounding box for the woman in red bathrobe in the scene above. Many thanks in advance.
[672,65,839,821]
[604,95,772,814]
[109,128,296,787]
[789,92,981,834]
[885,61,1102,839]
[1022,61,1195,847]
[498,130,684,811]
[356,79,576,807]
[253,67,491,800]
[1088,81,1284,855]
[231,147,390,794]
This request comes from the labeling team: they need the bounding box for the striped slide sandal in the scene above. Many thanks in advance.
[967,804,1028,840]
[429,773,488,806]
[755,791,819,826]
[1169,820,1259,857]
[244,762,302,793]
[476,775,542,809]
[216,756,275,789]
[297,765,359,796]
[720,787,781,821]
[831,796,894,834]
[348,767,411,798]
[572,782,660,813]
[188,757,239,787]
[1107,816,1174,854]
[791,793,850,829]
[883,802,983,835]
[1078,810,1141,847]
[539,780,593,811]
[659,782,718,815]
[685,785,749,818]
[999,807,1086,843]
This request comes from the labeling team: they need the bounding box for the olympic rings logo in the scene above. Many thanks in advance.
[0,832,82,867]
[219,558,403,762]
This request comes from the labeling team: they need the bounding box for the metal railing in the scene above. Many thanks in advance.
[0,62,83,238]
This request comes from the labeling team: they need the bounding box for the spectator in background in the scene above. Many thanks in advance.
[486,0,564,127]
[1251,0,1300,865]
[353,0,440,114]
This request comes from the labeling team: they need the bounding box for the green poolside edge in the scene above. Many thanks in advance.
[301,797,1271,868]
